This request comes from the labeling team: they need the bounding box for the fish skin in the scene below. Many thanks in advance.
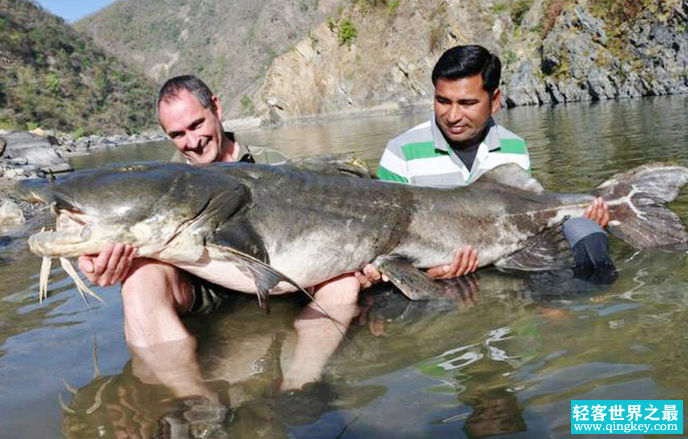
[15,161,688,305]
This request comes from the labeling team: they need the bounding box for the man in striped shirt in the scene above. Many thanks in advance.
[370,45,610,282]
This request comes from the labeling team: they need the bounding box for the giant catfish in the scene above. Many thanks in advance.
[15,161,688,307]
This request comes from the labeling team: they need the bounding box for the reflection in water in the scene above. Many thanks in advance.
[51,254,686,438]
[61,296,387,438]
[462,388,526,438]
[3,95,688,438]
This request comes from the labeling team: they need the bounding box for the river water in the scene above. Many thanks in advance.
[1,96,688,438]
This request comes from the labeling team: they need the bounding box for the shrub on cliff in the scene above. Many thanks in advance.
[338,19,358,46]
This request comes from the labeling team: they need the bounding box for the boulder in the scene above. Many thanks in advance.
[0,199,25,227]
[2,132,72,173]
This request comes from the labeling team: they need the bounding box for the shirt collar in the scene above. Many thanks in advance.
[431,115,501,152]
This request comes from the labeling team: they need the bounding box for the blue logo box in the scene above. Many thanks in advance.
[571,400,683,435]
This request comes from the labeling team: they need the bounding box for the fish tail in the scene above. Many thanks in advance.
[594,163,688,249]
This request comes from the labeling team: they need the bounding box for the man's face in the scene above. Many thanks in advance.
[433,75,501,146]
[158,90,225,164]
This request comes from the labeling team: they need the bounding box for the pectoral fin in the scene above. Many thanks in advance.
[208,244,305,312]
[375,257,448,300]
[494,219,573,271]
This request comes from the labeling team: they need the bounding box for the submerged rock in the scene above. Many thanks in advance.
[0,199,25,227]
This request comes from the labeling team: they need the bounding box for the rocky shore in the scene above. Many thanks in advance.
[0,128,167,227]
[0,129,167,179]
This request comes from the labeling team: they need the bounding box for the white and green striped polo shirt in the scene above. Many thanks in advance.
[377,116,530,187]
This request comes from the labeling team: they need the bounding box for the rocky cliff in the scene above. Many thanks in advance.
[506,0,688,106]
[252,0,688,122]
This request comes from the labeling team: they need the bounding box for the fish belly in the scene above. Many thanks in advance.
[174,259,295,295]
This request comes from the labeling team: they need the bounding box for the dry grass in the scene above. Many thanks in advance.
[588,0,650,25]
[542,0,567,36]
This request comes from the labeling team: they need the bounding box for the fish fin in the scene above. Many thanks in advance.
[207,243,296,311]
[495,219,573,271]
[59,257,105,305]
[594,163,688,249]
[285,154,374,179]
[225,252,282,311]
[375,257,448,300]
[209,245,348,338]
[209,218,273,308]
[474,163,544,193]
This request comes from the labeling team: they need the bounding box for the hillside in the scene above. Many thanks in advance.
[251,0,688,122]
[76,0,340,117]
[75,0,688,123]
[0,0,156,134]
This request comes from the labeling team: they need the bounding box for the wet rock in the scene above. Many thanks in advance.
[9,157,28,166]
[92,137,116,149]
[544,78,565,103]
[0,199,25,226]
[587,69,617,100]
[3,168,21,179]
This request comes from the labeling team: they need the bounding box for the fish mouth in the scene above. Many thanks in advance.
[32,211,106,305]
[29,210,105,258]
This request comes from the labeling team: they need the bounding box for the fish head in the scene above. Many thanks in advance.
[16,162,250,259]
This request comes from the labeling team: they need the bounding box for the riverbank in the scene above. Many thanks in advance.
[0,128,169,223]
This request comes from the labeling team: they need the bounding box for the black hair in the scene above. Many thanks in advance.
[431,45,501,94]
[157,75,216,112]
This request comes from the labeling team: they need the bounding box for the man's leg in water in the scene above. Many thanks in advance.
[122,259,221,402]
[121,258,194,347]
[281,273,361,391]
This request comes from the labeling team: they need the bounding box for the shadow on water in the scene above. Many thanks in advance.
[2,95,688,438]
